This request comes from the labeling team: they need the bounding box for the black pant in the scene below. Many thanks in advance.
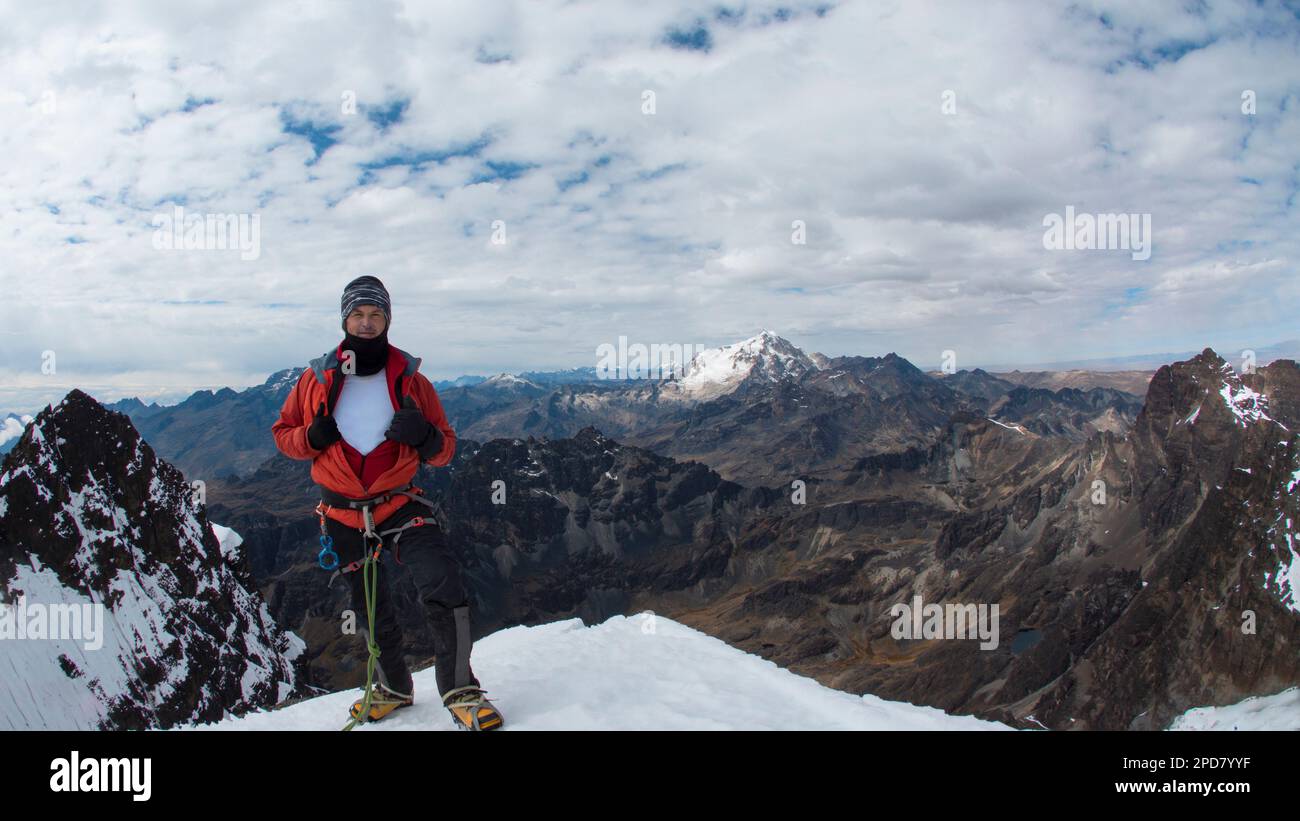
[325,500,480,699]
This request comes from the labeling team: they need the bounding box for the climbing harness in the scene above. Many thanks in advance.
[315,484,447,585]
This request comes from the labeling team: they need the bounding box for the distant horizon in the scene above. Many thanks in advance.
[5,332,1298,417]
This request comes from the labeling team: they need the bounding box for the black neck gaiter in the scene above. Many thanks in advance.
[340,329,390,376]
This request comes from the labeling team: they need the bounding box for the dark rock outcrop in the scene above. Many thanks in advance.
[0,390,304,729]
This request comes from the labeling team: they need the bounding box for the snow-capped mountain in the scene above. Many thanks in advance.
[480,372,542,391]
[259,367,303,399]
[188,614,1012,731]
[0,389,304,729]
[671,329,823,400]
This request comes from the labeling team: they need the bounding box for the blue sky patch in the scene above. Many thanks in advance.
[664,22,712,52]
[469,160,537,184]
[637,162,688,181]
[476,46,512,64]
[361,133,492,172]
[558,170,589,192]
[1105,36,1219,73]
[280,110,342,162]
[365,98,409,131]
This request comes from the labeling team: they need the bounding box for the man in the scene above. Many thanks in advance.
[271,275,502,731]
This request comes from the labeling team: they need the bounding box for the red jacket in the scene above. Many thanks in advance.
[271,342,455,529]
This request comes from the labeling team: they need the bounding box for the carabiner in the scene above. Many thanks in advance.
[318,534,339,571]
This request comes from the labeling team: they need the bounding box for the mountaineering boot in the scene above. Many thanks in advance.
[428,603,503,730]
[349,626,415,723]
[443,684,503,731]
[350,681,414,722]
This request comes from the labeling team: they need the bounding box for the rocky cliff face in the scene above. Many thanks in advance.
[0,389,304,729]
[987,385,1144,439]
[439,426,783,629]
[678,350,1299,729]
[1022,351,1300,728]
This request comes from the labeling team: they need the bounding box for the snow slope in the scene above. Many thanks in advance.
[185,614,1011,731]
[1168,687,1300,730]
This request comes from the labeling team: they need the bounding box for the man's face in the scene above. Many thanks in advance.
[346,305,386,338]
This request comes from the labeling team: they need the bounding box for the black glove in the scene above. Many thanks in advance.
[307,401,342,450]
[417,424,445,460]
[386,395,433,447]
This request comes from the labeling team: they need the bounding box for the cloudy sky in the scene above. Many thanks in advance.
[1,0,1297,412]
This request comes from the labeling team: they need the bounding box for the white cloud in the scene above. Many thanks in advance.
[0,0,1297,412]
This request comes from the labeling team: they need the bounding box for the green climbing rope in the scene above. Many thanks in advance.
[341,536,382,731]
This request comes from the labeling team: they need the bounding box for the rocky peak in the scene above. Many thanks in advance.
[1136,347,1286,440]
[0,389,303,729]
[260,367,304,401]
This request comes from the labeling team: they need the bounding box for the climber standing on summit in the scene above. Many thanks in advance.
[271,275,502,731]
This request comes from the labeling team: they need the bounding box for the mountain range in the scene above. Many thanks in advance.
[70,331,1151,489]
[1,331,1296,729]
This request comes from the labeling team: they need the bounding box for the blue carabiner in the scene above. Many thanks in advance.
[318,534,339,571]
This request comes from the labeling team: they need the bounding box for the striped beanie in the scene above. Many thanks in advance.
[340,275,391,330]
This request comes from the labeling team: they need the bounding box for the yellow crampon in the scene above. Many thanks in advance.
[442,686,504,731]
[349,682,414,723]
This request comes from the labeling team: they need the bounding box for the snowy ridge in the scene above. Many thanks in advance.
[185,614,1012,731]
